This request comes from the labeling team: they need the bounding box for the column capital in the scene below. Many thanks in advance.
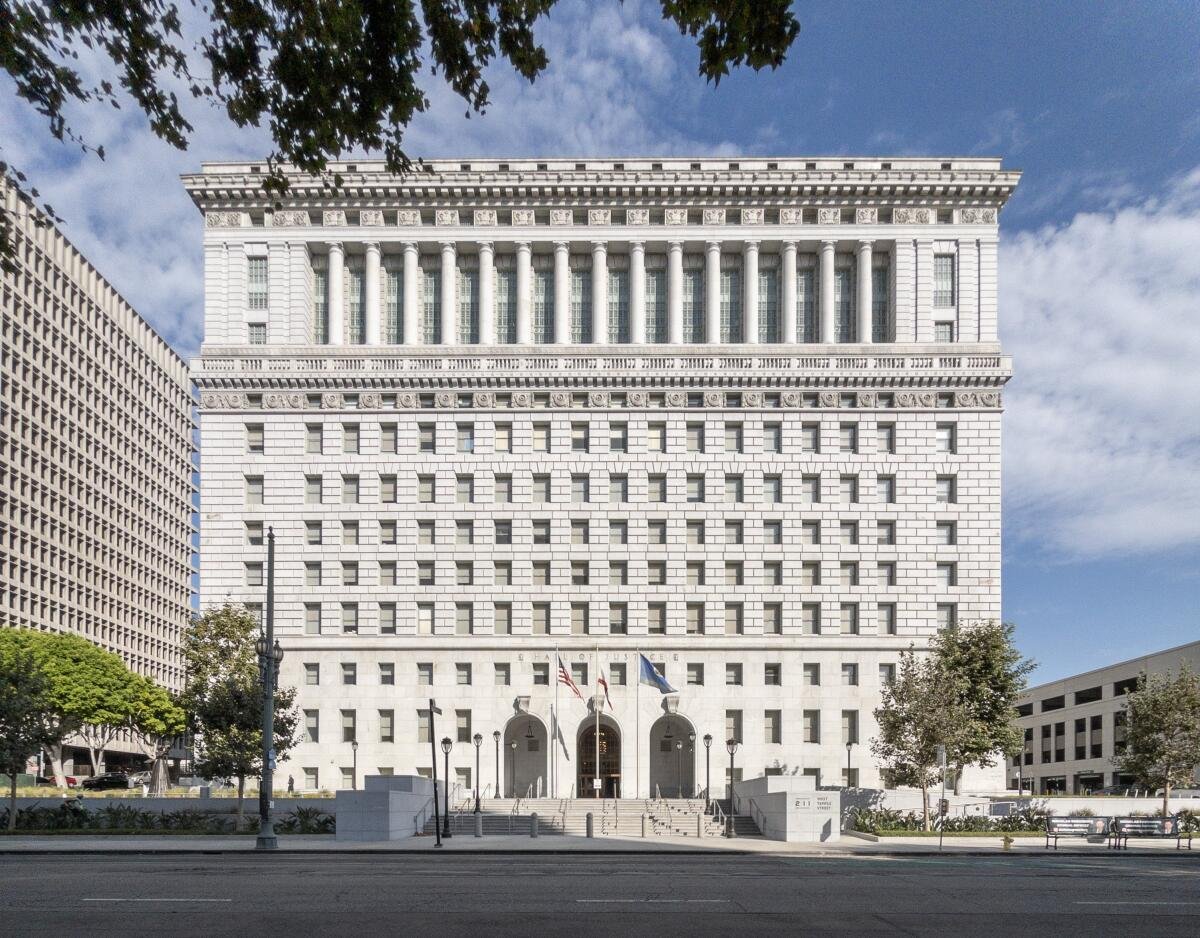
[781,239,798,250]
[402,240,419,253]
[742,239,761,250]
[667,239,684,250]
[515,240,532,249]
[439,240,457,251]
[363,240,380,253]
[629,239,646,249]
[820,238,838,248]
[706,239,723,250]
[591,240,608,252]
[476,240,495,252]
[857,238,874,249]
[326,240,344,252]
[553,239,570,251]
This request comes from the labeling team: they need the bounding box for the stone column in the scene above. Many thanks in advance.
[553,240,570,344]
[364,241,381,344]
[591,241,608,343]
[478,241,495,345]
[705,240,721,343]
[402,242,419,345]
[781,240,797,343]
[440,241,457,345]
[629,241,646,344]
[856,240,873,344]
[516,241,532,343]
[743,240,759,344]
[667,240,684,343]
[819,239,836,344]
[327,241,344,345]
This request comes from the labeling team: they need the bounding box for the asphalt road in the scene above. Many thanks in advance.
[2,853,1198,936]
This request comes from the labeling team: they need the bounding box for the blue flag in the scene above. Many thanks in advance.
[638,654,677,694]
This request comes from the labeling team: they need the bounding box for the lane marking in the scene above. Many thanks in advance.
[83,898,232,903]
[575,899,729,904]
[1075,901,1200,906]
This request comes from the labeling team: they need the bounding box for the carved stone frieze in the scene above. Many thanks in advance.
[272,211,310,227]
[588,391,610,407]
[396,392,418,409]
[665,390,685,407]
[512,209,535,226]
[664,208,688,226]
[205,212,243,228]
[779,208,803,225]
[359,210,385,226]
[550,390,571,408]
[359,392,383,409]
[894,207,934,224]
[743,391,763,407]
[703,391,724,407]
[855,208,879,224]
[818,392,838,407]
[955,391,1001,408]
[703,208,726,225]
[588,209,611,225]
[958,207,998,224]
[434,391,455,408]
[895,391,936,407]
[321,392,343,409]
[782,391,803,407]
[627,390,649,407]
[435,209,460,226]
[473,209,497,226]
[200,391,248,408]
[550,209,573,225]
[263,392,304,409]
[322,210,347,227]
[511,390,532,407]
[856,391,879,408]
[627,208,650,225]
[473,392,496,408]
[396,209,421,226]
[817,208,842,225]
[740,208,764,225]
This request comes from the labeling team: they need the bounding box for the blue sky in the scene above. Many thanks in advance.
[3,1,1198,682]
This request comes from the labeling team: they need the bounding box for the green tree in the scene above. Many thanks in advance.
[871,649,975,831]
[0,644,66,829]
[930,620,1034,793]
[128,676,187,795]
[1116,664,1200,818]
[0,1,800,268]
[182,605,298,817]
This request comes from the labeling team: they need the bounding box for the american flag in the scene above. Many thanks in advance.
[557,657,583,700]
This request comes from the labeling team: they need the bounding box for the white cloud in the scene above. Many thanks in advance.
[1001,169,1200,558]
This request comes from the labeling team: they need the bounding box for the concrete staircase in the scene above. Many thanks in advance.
[422,797,762,839]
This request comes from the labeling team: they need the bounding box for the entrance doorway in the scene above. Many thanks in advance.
[578,718,621,798]
[504,716,548,799]
[648,714,696,799]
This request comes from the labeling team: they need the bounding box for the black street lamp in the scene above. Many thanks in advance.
[725,738,739,838]
[493,731,501,798]
[473,733,483,813]
[255,526,283,851]
[845,741,854,787]
[688,732,696,797]
[509,740,517,797]
[703,734,713,812]
[440,737,453,838]
[351,739,359,790]
[675,739,683,799]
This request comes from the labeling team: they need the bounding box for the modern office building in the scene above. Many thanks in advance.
[1011,640,1200,794]
[0,178,194,771]
[186,157,1018,796]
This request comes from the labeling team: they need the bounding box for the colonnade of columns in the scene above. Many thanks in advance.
[320,238,882,345]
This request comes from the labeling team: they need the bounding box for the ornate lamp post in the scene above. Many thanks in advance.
[440,737,453,838]
[675,739,684,799]
[845,741,854,787]
[509,739,517,797]
[493,731,501,798]
[703,734,713,812]
[351,739,359,790]
[725,738,739,838]
[688,732,696,798]
[254,525,283,851]
[473,733,483,812]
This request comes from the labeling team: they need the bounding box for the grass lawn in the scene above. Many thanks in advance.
[873,830,1045,838]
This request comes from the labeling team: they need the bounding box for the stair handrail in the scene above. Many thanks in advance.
[744,796,770,837]
[413,794,435,835]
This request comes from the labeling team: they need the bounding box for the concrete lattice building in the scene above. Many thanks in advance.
[1013,640,1200,795]
[0,180,194,770]
[186,157,1018,797]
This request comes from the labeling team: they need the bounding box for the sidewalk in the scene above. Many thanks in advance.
[0,832,1194,855]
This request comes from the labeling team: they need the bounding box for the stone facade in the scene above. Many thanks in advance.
[185,156,1018,796]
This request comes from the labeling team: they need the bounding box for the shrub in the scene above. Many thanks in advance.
[1068,808,1095,818]
[275,806,335,834]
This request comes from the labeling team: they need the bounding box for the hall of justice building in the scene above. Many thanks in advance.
[186,156,1018,798]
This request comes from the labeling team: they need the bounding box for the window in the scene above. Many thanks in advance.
[686,475,705,503]
[246,423,264,454]
[456,475,475,504]
[571,663,588,686]
[532,603,551,635]
[570,603,588,635]
[936,423,957,454]
[800,422,820,453]
[571,561,589,586]
[456,710,472,743]
[608,603,628,635]
[343,424,360,454]
[417,562,435,586]
[341,603,359,634]
[880,663,896,685]
[647,423,667,453]
[936,562,958,587]
[610,423,628,453]
[724,475,744,503]
[572,474,590,503]
[494,474,514,504]
[800,561,821,588]
[610,520,628,545]
[935,321,955,343]
[494,424,513,453]
[532,520,551,545]
[686,602,705,635]
[648,519,668,545]
[455,603,475,635]
[303,662,319,685]
[418,423,436,453]
[801,521,821,545]
[764,710,782,745]
[609,562,628,587]
[839,475,859,503]
[532,423,550,453]
[248,322,267,344]
[418,474,436,503]
[878,603,897,636]
[417,663,433,685]
[304,562,322,587]
[245,475,264,506]
[343,521,360,545]
[725,561,744,586]
[687,663,705,686]
[533,474,552,502]
[457,424,475,453]
[686,521,705,546]
[648,474,667,503]
[841,710,859,746]
[686,422,704,453]
[763,520,783,545]
[876,422,896,454]
[494,604,512,635]
[803,663,820,686]
[686,561,705,586]
[725,710,743,745]
[495,521,513,546]
[647,603,667,635]
[842,663,859,686]
[763,475,783,504]
[341,562,359,586]
[876,475,896,504]
[417,709,432,744]
[761,602,783,635]
[304,604,321,635]
[933,254,956,307]
[725,521,745,545]
[764,422,783,454]
[936,475,957,503]
[303,768,319,791]
[726,663,743,686]
[533,562,551,586]
[495,663,511,686]
[839,602,859,635]
[304,710,319,744]
[342,475,360,504]
[533,663,550,685]
[571,423,590,453]
[609,475,629,504]
[937,603,958,631]
[417,604,434,634]
[244,521,264,546]
[801,603,821,635]
[724,603,744,635]
[381,424,398,453]
[418,521,436,546]
[609,663,627,687]
[839,561,859,587]
[840,521,859,546]
[764,561,783,586]
[456,663,472,686]
[341,663,357,686]
[877,520,896,545]
[803,710,820,744]
[305,475,323,504]
[725,424,744,453]
[305,424,323,454]
[839,423,859,454]
[379,662,395,685]
[936,521,957,546]
[571,520,589,545]
[801,474,821,503]
[378,710,394,743]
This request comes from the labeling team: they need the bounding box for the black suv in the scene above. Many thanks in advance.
[80,772,130,791]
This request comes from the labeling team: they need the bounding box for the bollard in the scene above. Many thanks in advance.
[641,814,647,838]
[586,812,594,838]
[725,814,735,839]
[475,813,483,838]
[531,812,539,838]
[697,814,702,838]
[199,786,210,800]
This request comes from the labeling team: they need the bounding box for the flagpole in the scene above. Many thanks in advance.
[593,644,600,800]
[553,644,559,800]
[635,647,640,800]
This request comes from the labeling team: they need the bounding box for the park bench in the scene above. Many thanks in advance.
[1108,816,1177,850]
[1045,816,1108,849]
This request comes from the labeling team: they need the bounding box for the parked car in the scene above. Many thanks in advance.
[33,775,77,788]
[80,772,130,791]
[1093,785,1151,797]
[127,771,151,787]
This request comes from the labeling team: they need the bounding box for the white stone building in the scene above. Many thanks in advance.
[185,157,1018,797]
[1012,640,1200,795]
[1,179,194,772]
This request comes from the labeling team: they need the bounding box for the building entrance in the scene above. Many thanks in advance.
[578,723,621,798]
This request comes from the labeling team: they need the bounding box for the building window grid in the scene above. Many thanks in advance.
[608,269,630,343]
[569,267,592,343]
[457,266,480,344]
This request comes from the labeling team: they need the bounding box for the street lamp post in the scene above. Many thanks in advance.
[441,737,453,838]
[688,732,696,798]
[509,740,517,797]
[255,527,283,851]
[725,739,739,838]
[703,734,712,812]
[675,740,683,799]
[493,731,501,798]
[351,739,359,790]
[473,733,483,813]
[845,741,854,787]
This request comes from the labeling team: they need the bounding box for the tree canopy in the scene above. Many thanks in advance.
[0,0,801,267]
[0,641,66,829]
[1116,664,1200,817]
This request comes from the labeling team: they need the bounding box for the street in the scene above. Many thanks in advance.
[1,852,1198,936]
